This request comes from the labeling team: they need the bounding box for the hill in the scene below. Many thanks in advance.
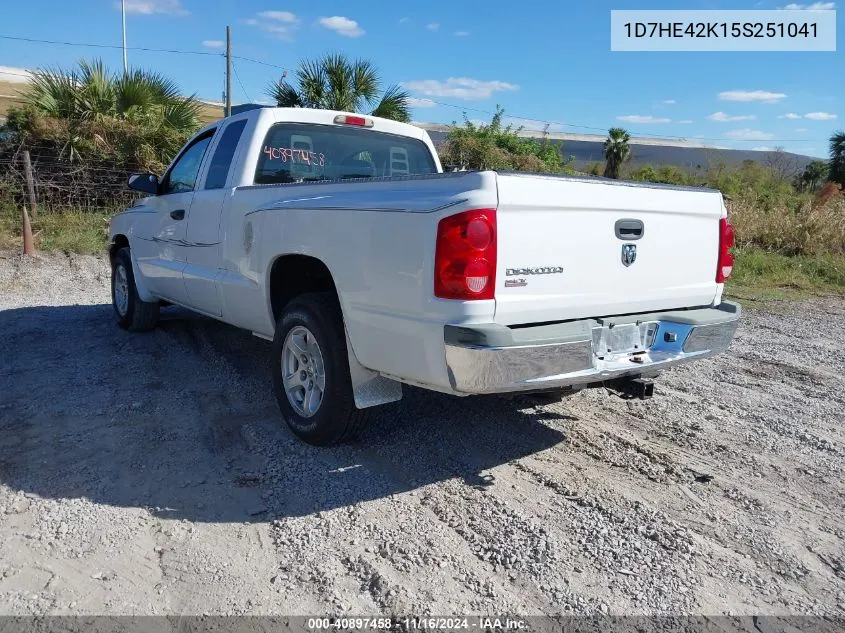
[417,124,818,173]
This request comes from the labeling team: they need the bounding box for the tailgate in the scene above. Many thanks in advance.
[493,173,724,325]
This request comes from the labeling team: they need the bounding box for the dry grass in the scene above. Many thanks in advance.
[0,79,27,120]
[727,188,845,257]
[0,206,109,253]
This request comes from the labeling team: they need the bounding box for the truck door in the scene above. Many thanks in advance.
[183,118,248,316]
[139,130,215,302]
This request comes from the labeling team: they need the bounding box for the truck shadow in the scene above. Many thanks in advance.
[0,304,575,523]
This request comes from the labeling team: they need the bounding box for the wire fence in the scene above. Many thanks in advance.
[0,149,138,214]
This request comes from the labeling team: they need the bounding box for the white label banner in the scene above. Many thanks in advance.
[611,10,836,52]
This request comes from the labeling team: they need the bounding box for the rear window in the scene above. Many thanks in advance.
[254,123,437,185]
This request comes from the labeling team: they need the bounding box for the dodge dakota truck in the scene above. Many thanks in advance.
[109,107,740,445]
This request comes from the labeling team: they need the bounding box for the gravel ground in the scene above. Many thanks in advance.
[0,251,843,617]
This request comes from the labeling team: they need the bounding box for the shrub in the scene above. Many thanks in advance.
[438,107,574,174]
[0,59,201,211]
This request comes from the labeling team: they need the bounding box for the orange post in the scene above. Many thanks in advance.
[22,205,35,255]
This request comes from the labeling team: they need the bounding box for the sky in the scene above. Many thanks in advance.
[0,0,842,158]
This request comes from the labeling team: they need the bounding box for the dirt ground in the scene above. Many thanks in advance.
[0,252,843,617]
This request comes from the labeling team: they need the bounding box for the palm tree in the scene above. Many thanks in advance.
[268,54,410,122]
[21,59,200,164]
[830,130,845,188]
[603,127,631,179]
[798,159,829,192]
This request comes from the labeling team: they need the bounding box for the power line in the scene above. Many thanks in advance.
[0,34,292,71]
[230,55,290,71]
[0,33,816,144]
[422,100,811,143]
[231,61,251,103]
[0,34,219,57]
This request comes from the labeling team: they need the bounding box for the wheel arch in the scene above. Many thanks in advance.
[267,253,341,325]
[265,253,403,410]
[109,234,155,302]
[109,234,130,264]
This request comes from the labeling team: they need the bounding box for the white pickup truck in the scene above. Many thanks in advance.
[109,107,740,445]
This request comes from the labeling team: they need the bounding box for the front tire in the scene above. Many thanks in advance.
[272,292,368,446]
[112,247,159,332]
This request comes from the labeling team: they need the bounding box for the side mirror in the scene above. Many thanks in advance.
[128,173,160,195]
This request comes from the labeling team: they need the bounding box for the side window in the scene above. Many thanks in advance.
[161,132,214,195]
[205,119,247,189]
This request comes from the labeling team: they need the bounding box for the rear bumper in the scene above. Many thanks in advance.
[443,301,740,394]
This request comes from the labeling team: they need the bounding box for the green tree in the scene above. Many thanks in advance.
[12,58,200,167]
[268,53,410,122]
[830,131,845,188]
[603,127,631,179]
[437,107,572,173]
[797,160,829,192]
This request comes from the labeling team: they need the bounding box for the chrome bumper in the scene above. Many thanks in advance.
[444,301,740,394]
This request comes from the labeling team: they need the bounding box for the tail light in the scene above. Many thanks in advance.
[434,209,497,300]
[333,114,373,127]
[716,217,735,283]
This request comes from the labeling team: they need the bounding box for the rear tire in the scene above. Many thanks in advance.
[272,292,368,446]
[112,247,159,332]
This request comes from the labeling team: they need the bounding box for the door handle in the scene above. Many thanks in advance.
[615,219,644,240]
[170,209,185,220]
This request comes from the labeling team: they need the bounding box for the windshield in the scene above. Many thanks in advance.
[254,122,437,185]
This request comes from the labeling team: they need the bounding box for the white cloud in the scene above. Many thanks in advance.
[725,129,776,140]
[426,23,439,31]
[402,77,519,101]
[661,99,677,105]
[678,119,694,124]
[398,17,411,24]
[244,11,301,40]
[318,16,365,37]
[707,111,756,122]
[502,117,564,132]
[201,40,224,49]
[778,112,838,120]
[258,11,297,22]
[116,0,188,15]
[616,115,672,124]
[795,127,809,132]
[751,146,775,151]
[454,30,470,36]
[0,65,32,83]
[804,111,837,120]
[780,2,836,9]
[719,90,787,102]
[407,97,437,108]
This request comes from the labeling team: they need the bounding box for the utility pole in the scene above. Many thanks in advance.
[121,0,128,73]
[225,25,232,117]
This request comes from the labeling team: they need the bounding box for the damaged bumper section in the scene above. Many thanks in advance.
[444,301,740,394]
